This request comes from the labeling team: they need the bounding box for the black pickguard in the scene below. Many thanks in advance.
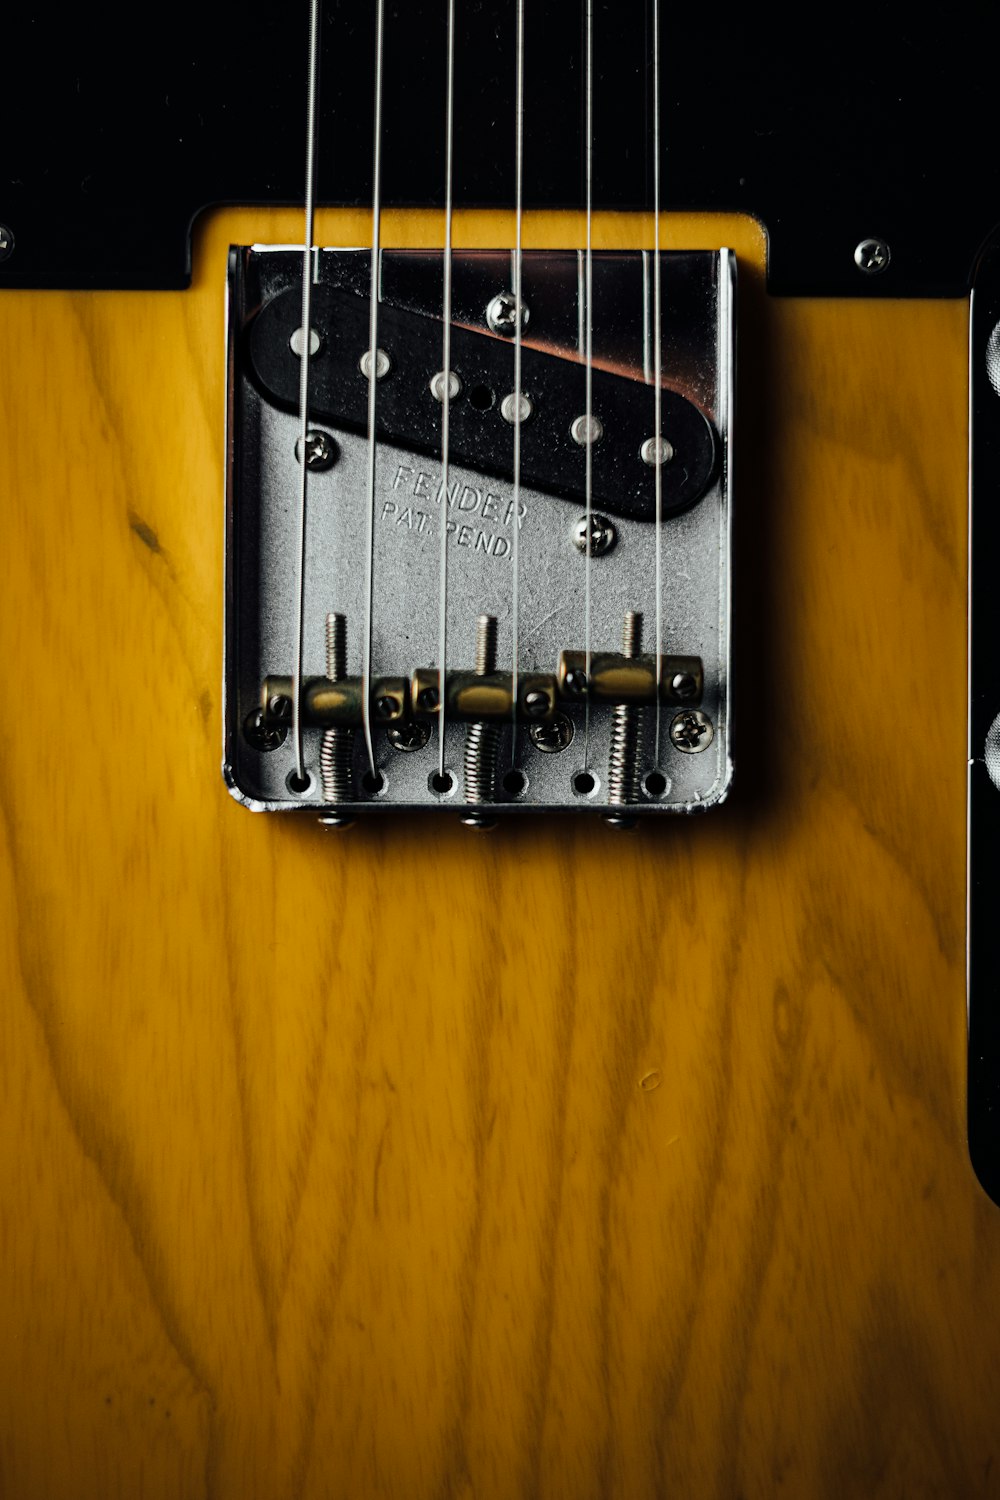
[3,2,998,293]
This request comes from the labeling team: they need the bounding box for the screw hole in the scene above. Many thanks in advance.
[502,768,527,798]
[643,769,668,798]
[572,769,598,798]
[362,769,386,796]
[468,383,496,412]
[286,769,313,796]
[429,769,456,796]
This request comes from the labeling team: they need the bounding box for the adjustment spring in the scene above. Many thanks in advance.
[319,612,354,824]
[607,611,644,810]
[464,720,503,804]
[463,614,502,826]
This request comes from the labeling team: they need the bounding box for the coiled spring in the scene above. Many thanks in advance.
[464,720,502,804]
[607,610,643,807]
[320,612,354,805]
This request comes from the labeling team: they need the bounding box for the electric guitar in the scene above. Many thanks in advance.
[3,5,1000,1496]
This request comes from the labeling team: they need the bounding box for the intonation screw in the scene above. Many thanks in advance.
[318,611,355,828]
[854,238,890,275]
[474,613,497,676]
[463,614,502,828]
[326,611,347,680]
[606,610,644,828]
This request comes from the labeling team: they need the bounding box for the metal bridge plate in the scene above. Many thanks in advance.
[224,246,733,819]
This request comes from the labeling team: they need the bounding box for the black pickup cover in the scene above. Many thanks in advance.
[248,282,717,523]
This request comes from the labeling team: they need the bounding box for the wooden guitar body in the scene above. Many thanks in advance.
[1,205,996,1497]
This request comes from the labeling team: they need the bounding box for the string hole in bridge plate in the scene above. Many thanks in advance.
[361,768,387,797]
[643,769,670,799]
[572,769,601,799]
[502,768,528,799]
[286,768,314,797]
[428,769,457,798]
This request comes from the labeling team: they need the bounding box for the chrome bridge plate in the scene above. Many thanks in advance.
[224,247,734,817]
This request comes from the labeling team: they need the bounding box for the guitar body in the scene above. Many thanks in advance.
[1,203,995,1498]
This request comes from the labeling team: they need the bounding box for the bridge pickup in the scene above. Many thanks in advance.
[247,282,718,522]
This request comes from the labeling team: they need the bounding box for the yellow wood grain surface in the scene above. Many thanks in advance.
[1,208,997,1499]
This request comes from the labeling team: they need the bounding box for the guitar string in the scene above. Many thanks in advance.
[652,0,664,766]
[642,250,652,384]
[510,0,525,760]
[437,0,457,781]
[583,0,594,770]
[361,0,387,780]
[577,251,585,359]
[292,0,322,788]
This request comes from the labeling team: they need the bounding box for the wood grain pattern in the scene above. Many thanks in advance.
[1,207,997,1500]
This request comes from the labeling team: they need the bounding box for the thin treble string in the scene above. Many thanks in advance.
[437,0,456,781]
[361,0,386,779]
[577,251,585,358]
[511,0,525,758]
[583,0,594,770]
[652,0,664,765]
[642,250,653,384]
[292,0,322,788]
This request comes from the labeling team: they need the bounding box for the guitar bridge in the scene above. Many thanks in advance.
[224,246,734,821]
